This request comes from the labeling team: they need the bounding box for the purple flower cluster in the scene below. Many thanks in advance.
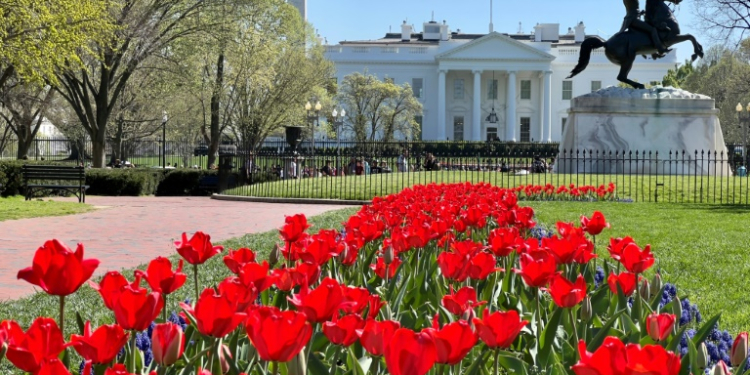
[658,282,702,325]
[594,267,605,288]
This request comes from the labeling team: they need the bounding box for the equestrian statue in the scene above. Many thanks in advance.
[567,0,704,89]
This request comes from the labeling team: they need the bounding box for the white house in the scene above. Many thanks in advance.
[324,20,677,143]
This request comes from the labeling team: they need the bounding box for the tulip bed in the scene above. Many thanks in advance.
[1,182,746,375]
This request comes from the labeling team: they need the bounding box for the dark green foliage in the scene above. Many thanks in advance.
[85,169,162,196]
[156,169,218,196]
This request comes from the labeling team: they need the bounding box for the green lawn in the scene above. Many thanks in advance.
[225,170,750,204]
[0,200,746,361]
[0,196,95,221]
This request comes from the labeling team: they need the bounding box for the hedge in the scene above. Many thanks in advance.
[0,161,238,197]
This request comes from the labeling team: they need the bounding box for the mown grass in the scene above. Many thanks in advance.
[0,196,95,222]
[0,199,747,370]
[226,170,750,204]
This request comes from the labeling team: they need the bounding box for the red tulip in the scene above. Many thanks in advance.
[607,237,636,261]
[151,323,185,366]
[280,214,310,243]
[289,262,321,288]
[288,277,345,323]
[0,320,22,349]
[180,288,247,338]
[136,257,186,295]
[17,239,99,296]
[270,267,295,292]
[624,343,681,375]
[488,227,520,257]
[70,322,129,364]
[514,250,557,288]
[546,274,587,308]
[571,337,627,375]
[437,251,470,282]
[323,313,365,347]
[174,231,223,265]
[298,229,339,265]
[340,286,371,315]
[607,272,639,296]
[90,271,129,310]
[365,294,386,319]
[370,256,401,279]
[472,309,528,349]
[223,248,257,274]
[468,251,501,280]
[714,361,731,375]
[37,359,71,375]
[384,328,437,375]
[581,211,610,236]
[732,332,749,367]
[5,317,70,373]
[104,364,136,375]
[429,315,477,365]
[245,306,312,362]
[218,276,257,312]
[619,243,655,274]
[111,275,163,331]
[356,319,400,357]
[238,261,275,293]
[441,286,486,316]
[646,313,676,342]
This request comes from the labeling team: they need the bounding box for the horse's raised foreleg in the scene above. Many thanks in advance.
[666,34,704,60]
[617,59,645,89]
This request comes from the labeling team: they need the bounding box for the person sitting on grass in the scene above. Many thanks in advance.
[321,160,334,176]
[423,153,441,171]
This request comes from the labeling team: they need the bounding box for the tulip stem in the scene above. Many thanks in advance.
[493,348,500,375]
[59,295,65,335]
[193,263,199,306]
[129,331,137,373]
[330,348,341,375]
[536,290,543,334]
[569,308,579,352]
[272,361,279,375]
[162,294,168,322]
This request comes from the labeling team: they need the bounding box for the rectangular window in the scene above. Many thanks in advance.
[414,115,423,140]
[561,117,567,135]
[520,80,531,99]
[562,80,573,100]
[520,117,531,142]
[454,79,464,99]
[486,127,498,141]
[487,79,498,100]
[453,116,464,141]
[412,78,423,98]
[591,81,602,92]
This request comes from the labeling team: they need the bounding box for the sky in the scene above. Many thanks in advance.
[306,0,708,64]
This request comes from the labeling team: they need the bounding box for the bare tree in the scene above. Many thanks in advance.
[694,0,750,44]
[0,80,55,159]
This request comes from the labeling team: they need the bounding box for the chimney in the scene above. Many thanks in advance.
[401,21,413,42]
[440,20,450,41]
[575,21,586,43]
[534,23,543,42]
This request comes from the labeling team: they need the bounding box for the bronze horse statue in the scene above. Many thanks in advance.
[567,0,703,89]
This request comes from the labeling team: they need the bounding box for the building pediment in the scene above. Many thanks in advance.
[436,32,554,61]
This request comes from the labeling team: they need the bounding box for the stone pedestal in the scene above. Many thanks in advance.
[555,87,732,176]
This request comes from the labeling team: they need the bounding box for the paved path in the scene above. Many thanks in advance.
[0,196,355,301]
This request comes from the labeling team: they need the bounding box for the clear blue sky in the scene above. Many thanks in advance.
[307,0,706,64]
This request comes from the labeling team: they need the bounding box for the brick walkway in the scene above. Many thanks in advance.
[0,196,354,300]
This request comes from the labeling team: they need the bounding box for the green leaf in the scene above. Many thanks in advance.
[346,347,367,375]
[497,351,529,375]
[466,347,490,375]
[691,313,721,346]
[539,307,563,368]
[667,325,689,353]
[588,309,626,351]
[309,354,331,375]
[75,312,85,335]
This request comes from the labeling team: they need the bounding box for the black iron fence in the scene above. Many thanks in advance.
[4,137,750,204]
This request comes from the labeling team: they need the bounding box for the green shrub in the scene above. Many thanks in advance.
[0,160,72,197]
[156,169,217,196]
[85,169,163,196]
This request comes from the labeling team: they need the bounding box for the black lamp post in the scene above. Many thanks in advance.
[161,111,168,169]
[737,103,750,167]
[305,99,322,156]
[332,108,346,173]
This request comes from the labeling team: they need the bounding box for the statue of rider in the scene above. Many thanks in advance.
[620,0,671,55]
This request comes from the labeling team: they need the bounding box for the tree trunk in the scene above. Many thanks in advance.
[206,52,225,169]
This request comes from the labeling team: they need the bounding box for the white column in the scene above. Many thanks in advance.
[505,71,517,142]
[543,70,552,142]
[472,70,482,141]
[437,69,447,140]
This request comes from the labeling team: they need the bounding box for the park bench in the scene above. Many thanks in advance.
[22,165,88,203]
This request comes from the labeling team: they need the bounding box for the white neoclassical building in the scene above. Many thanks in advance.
[324,20,677,143]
